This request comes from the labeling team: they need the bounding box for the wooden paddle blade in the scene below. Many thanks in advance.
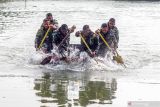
[113,55,127,68]
[40,56,52,65]
[113,55,124,64]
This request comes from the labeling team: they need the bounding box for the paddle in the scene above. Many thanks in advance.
[38,27,50,49]
[79,33,98,64]
[97,31,126,67]
[57,25,76,49]
[40,56,52,65]
[40,36,69,65]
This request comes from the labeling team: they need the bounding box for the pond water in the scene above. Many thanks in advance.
[0,0,160,107]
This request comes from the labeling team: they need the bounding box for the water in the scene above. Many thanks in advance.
[1,0,160,107]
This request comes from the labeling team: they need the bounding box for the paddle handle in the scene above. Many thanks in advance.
[98,31,120,56]
[98,32,111,50]
[79,34,92,53]
[57,34,70,49]
[57,26,76,49]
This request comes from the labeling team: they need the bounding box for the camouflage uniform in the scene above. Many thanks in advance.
[108,26,119,49]
[97,26,119,57]
[97,29,109,57]
[75,31,99,54]
[35,27,53,53]
[52,29,70,57]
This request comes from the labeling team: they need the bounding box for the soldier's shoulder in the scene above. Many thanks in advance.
[114,26,118,31]
[89,31,94,35]
[36,27,44,35]
[52,19,58,24]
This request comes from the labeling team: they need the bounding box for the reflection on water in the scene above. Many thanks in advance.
[34,71,117,107]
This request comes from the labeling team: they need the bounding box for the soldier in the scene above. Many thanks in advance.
[75,25,98,57]
[52,24,76,59]
[96,18,119,57]
[107,18,119,49]
[35,19,54,53]
[95,23,109,57]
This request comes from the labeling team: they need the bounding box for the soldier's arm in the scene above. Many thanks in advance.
[115,27,119,43]
[35,28,43,49]
[95,29,101,35]
[52,19,59,30]
[92,34,99,52]
[69,25,76,33]
[94,36,99,52]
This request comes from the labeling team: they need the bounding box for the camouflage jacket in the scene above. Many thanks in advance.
[76,31,99,52]
[35,27,53,49]
[52,29,70,51]
[108,26,119,44]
